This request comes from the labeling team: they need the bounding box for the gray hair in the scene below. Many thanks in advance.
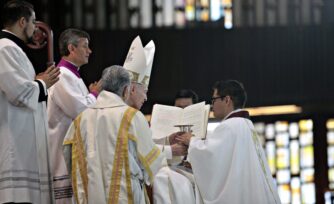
[58,28,90,56]
[101,65,130,97]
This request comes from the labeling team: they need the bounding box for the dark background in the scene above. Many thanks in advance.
[58,26,334,114]
[2,0,334,114]
[2,0,334,203]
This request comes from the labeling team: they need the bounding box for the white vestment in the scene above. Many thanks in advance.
[153,166,199,204]
[0,35,53,203]
[63,91,164,204]
[47,59,96,202]
[153,136,201,204]
[188,109,281,204]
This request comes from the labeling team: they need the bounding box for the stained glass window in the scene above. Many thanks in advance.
[58,0,328,30]
[291,177,301,204]
[329,168,334,187]
[140,0,153,28]
[277,169,291,184]
[266,141,276,174]
[129,0,140,28]
[210,0,222,21]
[290,140,300,174]
[211,0,233,29]
[186,0,196,21]
[277,148,290,169]
[301,183,316,203]
[254,119,315,204]
[324,191,334,204]
[300,146,314,168]
[289,122,299,139]
[152,0,233,28]
[266,123,275,140]
[327,119,334,189]
[276,132,289,147]
[278,184,291,203]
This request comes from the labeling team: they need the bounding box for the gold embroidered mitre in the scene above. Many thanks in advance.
[123,36,155,88]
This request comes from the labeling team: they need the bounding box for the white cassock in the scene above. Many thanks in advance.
[188,109,281,204]
[153,166,205,204]
[153,138,201,203]
[0,32,53,203]
[63,91,164,204]
[47,59,96,202]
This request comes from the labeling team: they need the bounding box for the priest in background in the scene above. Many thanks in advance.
[47,28,101,203]
[0,0,60,203]
[176,80,281,204]
[174,89,199,108]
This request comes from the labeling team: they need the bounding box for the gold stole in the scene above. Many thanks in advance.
[65,107,160,204]
[64,108,138,204]
[108,107,137,204]
[63,114,89,204]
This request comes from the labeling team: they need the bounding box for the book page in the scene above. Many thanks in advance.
[150,104,182,139]
[181,102,206,139]
[202,104,210,139]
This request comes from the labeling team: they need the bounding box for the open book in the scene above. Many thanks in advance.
[150,102,210,139]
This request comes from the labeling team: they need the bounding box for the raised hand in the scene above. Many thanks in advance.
[89,80,102,94]
[36,64,60,89]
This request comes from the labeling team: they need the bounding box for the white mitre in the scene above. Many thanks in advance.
[123,36,155,88]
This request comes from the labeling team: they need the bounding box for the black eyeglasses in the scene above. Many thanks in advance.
[211,96,226,104]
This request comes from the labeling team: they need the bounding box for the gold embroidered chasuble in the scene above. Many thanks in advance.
[63,91,163,204]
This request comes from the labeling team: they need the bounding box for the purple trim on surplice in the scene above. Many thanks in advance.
[57,59,81,78]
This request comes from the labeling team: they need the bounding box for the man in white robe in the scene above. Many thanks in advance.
[63,65,164,203]
[123,36,196,204]
[177,80,281,204]
[0,1,60,203]
[47,28,101,203]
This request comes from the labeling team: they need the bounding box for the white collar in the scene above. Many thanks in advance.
[92,90,127,109]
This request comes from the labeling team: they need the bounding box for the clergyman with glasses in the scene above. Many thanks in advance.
[176,80,281,204]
